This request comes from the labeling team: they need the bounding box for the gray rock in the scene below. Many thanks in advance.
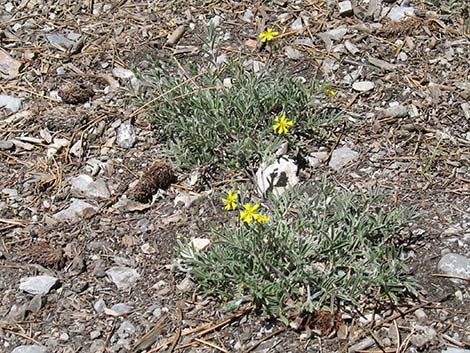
[88,340,105,352]
[111,303,133,314]
[368,56,398,71]
[307,152,329,168]
[7,304,27,322]
[0,140,14,150]
[338,1,353,16]
[116,122,137,148]
[242,9,253,22]
[352,81,375,92]
[325,26,348,41]
[10,345,46,353]
[256,155,299,196]
[285,46,302,60]
[0,94,22,112]
[344,40,360,55]
[45,33,75,51]
[117,321,136,338]
[329,147,359,170]
[53,199,97,222]
[386,6,415,21]
[290,17,303,31]
[70,174,110,199]
[383,104,408,118]
[437,253,470,283]
[442,348,470,353]
[410,325,436,348]
[348,337,374,352]
[27,295,45,313]
[176,276,195,292]
[19,275,59,295]
[94,299,106,313]
[106,267,140,290]
[92,260,107,278]
[0,48,22,79]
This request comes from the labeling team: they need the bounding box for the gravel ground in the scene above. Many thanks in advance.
[0,1,469,352]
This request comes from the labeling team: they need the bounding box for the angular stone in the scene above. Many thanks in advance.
[437,253,470,284]
[116,122,137,148]
[45,33,75,51]
[329,147,359,170]
[338,1,353,16]
[0,48,22,79]
[383,104,408,118]
[0,140,14,150]
[0,94,22,112]
[106,267,140,290]
[19,275,59,295]
[386,6,415,21]
[70,174,110,199]
[53,199,98,222]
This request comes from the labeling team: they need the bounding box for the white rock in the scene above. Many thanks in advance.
[242,9,253,22]
[53,198,98,222]
[189,238,211,251]
[45,33,75,50]
[174,192,201,208]
[329,147,358,170]
[344,40,360,55]
[386,6,415,21]
[112,66,135,80]
[70,174,110,199]
[352,81,375,92]
[106,267,140,290]
[437,253,470,284]
[256,156,299,196]
[307,152,329,168]
[19,275,59,295]
[0,94,22,112]
[338,1,353,16]
[10,345,47,353]
[116,122,137,148]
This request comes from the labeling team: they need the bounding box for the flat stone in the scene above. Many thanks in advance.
[290,17,303,31]
[344,40,360,55]
[442,348,470,353]
[0,48,22,79]
[352,81,375,92]
[285,46,302,60]
[329,147,359,170]
[256,155,299,196]
[338,1,353,16]
[368,56,398,71]
[383,104,408,118]
[19,275,59,295]
[0,140,14,150]
[0,94,22,112]
[106,266,140,290]
[10,345,47,353]
[70,174,110,199]
[27,295,45,313]
[189,238,211,251]
[45,33,75,51]
[53,199,98,222]
[437,253,470,284]
[386,6,415,21]
[117,321,136,338]
[110,303,133,314]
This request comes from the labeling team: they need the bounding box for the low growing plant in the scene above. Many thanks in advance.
[179,182,420,322]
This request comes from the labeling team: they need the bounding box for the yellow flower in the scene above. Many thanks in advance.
[253,213,270,224]
[240,203,260,223]
[272,113,293,134]
[222,190,238,211]
[259,28,279,43]
[325,86,336,96]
